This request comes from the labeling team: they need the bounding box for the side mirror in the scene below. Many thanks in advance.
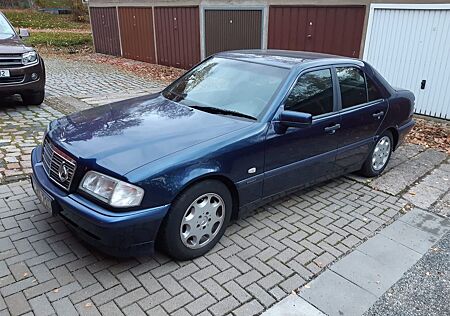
[279,110,312,127]
[19,28,30,38]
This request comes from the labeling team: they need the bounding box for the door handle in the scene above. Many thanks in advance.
[372,111,384,119]
[324,124,341,134]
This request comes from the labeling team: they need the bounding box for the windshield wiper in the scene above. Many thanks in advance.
[190,105,257,120]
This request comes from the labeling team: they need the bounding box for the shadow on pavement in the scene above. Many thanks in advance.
[1,94,28,107]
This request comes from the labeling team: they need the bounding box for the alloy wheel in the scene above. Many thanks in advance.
[180,193,225,249]
[372,136,391,171]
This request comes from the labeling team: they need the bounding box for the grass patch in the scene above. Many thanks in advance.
[3,9,89,30]
[35,0,72,7]
[25,32,92,47]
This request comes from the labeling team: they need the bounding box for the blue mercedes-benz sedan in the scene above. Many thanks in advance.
[31,50,415,259]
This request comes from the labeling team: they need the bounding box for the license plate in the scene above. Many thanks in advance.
[32,176,55,215]
[0,70,10,78]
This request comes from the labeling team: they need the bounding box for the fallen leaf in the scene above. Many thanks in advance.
[85,303,93,308]
[405,118,450,153]
[409,192,416,196]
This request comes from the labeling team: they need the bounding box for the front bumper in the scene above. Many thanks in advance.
[0,60,45,95]
[31,146,170,257]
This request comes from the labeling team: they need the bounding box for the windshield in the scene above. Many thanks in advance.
[163,57,289,119]
[0,14,15,39]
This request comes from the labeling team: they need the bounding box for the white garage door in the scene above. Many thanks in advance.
[363,4,450,119]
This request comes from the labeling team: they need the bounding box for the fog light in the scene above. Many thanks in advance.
[31,73,38,80]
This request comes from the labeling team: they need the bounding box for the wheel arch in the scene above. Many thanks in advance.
[175,173,241,220]
[384,126,399,151]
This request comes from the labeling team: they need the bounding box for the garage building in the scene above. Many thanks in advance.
[87,1,450,119]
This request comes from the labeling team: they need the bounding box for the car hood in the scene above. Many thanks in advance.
[0,35,31,54]
[49,94,254,176]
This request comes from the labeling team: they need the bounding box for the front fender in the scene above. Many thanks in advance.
[131,159,236,208]
[126,123,268,209]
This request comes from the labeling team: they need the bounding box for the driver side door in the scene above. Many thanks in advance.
[263,67,341,197]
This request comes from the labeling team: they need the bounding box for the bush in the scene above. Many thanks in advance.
[0,0,31,8]
[3,9,89,29]
[25,31,92,47]
[35,0,72,8]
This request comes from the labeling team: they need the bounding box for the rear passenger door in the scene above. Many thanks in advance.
[334,66,388,173]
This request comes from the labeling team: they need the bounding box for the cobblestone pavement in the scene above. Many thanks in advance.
[45,57,163,107]
[44,57,163,114]
[0,101,62,183]
[0,55,449,315]
[0,177,407,316]
[0,57,164,184]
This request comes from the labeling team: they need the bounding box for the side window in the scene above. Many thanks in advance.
[336,67,367,109]
[285,69,334,116]
[367,76,382,101]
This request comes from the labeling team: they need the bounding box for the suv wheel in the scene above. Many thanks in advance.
[159,180,232,260]
[22,90,45,105]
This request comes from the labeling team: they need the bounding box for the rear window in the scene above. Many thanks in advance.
[367,76,382,101]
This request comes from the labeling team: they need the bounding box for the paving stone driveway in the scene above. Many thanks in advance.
[0,56,448,316]
[0,103,61,183]
[0,177,406,316]
[45,58,163,108]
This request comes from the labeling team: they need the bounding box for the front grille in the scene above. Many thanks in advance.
[42,138,77,191]
[0,74,25,84]
[0,54,23,68]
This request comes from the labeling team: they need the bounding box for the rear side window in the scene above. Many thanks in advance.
[367,76,382,101]
[285,69,334,116]
[336,67,367,109]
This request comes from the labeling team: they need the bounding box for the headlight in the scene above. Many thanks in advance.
[79,171,144,208]
[22,51,38,65]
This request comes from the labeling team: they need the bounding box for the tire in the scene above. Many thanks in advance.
[159,180,232,260]
[360,130,393,177]
[22,90,45,105]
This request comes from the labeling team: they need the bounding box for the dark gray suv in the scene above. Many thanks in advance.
[0,11,45,105]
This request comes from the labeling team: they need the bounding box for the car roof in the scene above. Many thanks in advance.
[215,49,362,69]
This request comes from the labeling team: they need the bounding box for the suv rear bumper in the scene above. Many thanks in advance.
[0,59,45,95]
